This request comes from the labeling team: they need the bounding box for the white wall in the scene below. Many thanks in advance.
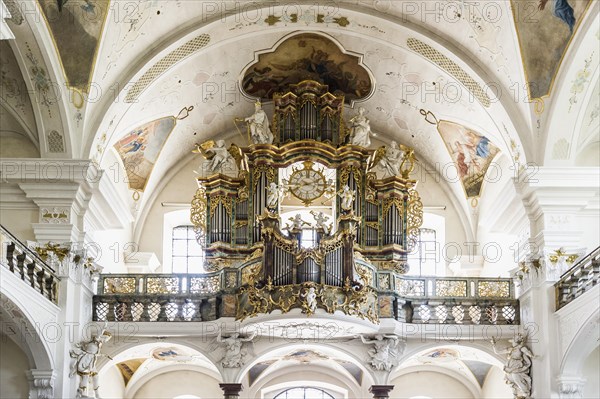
[389,371,475,399]
[0,335,30,399]
[480,366,512,398]
[98,364,126,399]
[583,346,600,399]
[132,370,222,399]
[0,208,38,242]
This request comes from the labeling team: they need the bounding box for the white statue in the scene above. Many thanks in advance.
[242,100,273,144]
[310,210,331,235]
[69,324,113,398]
[286,214,310,231]
[379,141,404,177]
[266,182,281,209]
[194,140,239,176]
[338,185,355,211]
[217,331,256,368]
[301,286,318,314]
[491,334,533,399]
[360,334,404,372]
[349,107,375,147]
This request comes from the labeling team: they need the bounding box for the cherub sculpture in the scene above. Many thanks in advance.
[217,331,256,368]
[300,286,319,314]
[286,214,310,231]
[69,323,113,398]
[491,334,533,399]
[310,210,332,235]
[266,182,282,209]
[193,140,242,176]
[338,185,355,211]
[360,334,405,372]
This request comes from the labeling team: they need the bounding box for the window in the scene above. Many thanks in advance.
[408,228,437,276]
[171,225,204,273]
[273,387,335,399]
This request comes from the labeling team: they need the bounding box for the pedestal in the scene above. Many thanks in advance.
[369,385,394,399]
[219,383,243,399]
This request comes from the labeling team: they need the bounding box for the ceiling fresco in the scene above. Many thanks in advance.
[113,117,177,191]
[37,0,109,91]
[423,111,501,200]
[511,0,591,99]
[241,33,373,104]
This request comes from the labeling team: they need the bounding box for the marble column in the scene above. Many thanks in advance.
[220,383,243,399]
[369,385,394,399]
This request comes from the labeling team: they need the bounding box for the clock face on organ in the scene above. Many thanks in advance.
[288,162,327,205]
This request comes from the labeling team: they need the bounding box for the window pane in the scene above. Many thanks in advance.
[187,257,204,272]
[172,257,188,273]
[188,241,204,257]
[172,226,188,239]
[172,240,188,256]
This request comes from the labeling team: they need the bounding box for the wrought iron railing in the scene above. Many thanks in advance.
[555,246,600,310]
[0,225,59,304]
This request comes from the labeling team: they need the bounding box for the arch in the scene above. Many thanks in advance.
[559,307,600,377]
[0,291,54,371]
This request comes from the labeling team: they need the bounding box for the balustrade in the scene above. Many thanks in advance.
[0,225,59,304]
[555,246,600,310]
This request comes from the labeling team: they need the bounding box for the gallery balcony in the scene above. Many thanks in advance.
[92,265,519,325]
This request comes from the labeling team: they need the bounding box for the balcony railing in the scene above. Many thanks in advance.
[0,225,59,304]
[93,264,518,324]
[555,246,600,310]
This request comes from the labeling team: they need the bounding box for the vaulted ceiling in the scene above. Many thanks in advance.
[1,0,599,232]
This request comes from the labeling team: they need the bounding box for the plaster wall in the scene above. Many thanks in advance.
[389,371,475,399]
[0,335,30,399]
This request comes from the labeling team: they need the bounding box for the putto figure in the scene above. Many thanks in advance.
[193,140,241,177]
[349,107,375,147]
[491,334,533,399]
[300,286,318,314]
[266,182,282,210]
[310,210,331,235]
[360,334,404,372]
[69,324,113,398]
[217,331,256,368]
[240,100,274,144]
[338,185,355,211]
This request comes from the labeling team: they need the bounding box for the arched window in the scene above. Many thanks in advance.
[172,225,204,273]
[273,387,335,399]
[408,227,437,276]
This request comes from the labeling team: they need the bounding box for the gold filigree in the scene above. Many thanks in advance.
[252,164,276,190]
[355,263,373,287]
[406,187,423,250]
[382,197,404,217]
[147,277,180,294]
[35,243,70,261]
[395,277,425,296]
[204,258,235,272]
[435,280,467,297]
[477,281,510,298]
[190,275,220,294]
[190,186,208,235]
[209,195,233,216]
[104,277,136,294]
[244,248,263,262]
[339,165,363,193]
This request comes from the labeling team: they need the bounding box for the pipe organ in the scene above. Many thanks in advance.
[191,80,422,322]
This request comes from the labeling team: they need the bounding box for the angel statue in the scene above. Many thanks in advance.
[69,323,113,398]
[286,214,310,231]
[371,141,417,178]
[360,334,405,372]
[193,140,242,177]
[310,211,331,235]
[338,185,355,212]
[217,331,256,368]
[491,334,533,399]
[266,182,283,210]
[349,107,376,147]
[237,100,274,144]
[300,286,319,314]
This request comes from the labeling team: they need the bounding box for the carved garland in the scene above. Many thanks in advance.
[406,187,424,250]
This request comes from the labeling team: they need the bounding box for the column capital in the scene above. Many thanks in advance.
[219,383,243,399]
[369,385,394,399]
[557,376,586,398]
[26,369,54,399]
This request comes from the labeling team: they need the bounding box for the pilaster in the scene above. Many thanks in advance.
[557,376,586,399]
